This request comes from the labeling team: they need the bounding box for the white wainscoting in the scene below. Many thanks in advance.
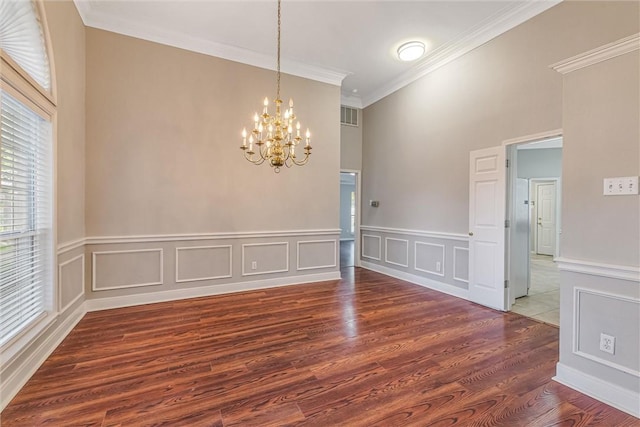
[573,287,640,377]
[92,248,164,291]
[241,242,289,276]
[415,241,445,276]
[362,234,382,260]
[453,246,469,283]
[58,254,85,313]
[297,240,337,271]
[175,245,232,283]
[385,237,409,268]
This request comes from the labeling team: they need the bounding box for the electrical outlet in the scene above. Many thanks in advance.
[599,333,615,355]
[251,261,257,270]
[436,261,441,272]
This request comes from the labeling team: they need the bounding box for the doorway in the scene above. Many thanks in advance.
[340,171,360,268]
[507,137,562,325]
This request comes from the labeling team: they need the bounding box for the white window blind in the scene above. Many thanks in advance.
[0,89,52,347]
[0,0,51,91]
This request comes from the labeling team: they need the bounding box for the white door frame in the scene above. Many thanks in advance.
[341,169,361,267]
[503,129,562,310]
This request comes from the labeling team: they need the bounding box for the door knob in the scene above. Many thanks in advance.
[469,232,474,236]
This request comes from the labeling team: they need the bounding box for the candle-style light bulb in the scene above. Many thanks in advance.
[289,98,293,108]
[242,128,247,138]
[305,129,311,147]
[263,97,269,107]
[296,121,301,137]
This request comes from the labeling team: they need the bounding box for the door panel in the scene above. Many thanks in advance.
[469,146,506,311]
[536,182,556,256]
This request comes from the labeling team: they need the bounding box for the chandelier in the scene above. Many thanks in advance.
[240,0,312,173]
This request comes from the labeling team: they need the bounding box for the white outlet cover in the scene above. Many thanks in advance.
[599,333,615,355]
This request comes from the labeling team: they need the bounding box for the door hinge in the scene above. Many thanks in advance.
[506,159,509,168]
[505,219,510,228]
[504,280,509,289]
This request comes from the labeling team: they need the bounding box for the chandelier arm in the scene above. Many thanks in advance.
[289,152,310,166]
[244,150,266,165]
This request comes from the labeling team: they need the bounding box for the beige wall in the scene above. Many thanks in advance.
[362,1,639,233]
[85,28,340,236]
[45,0,86,244]
[562,52,639,266]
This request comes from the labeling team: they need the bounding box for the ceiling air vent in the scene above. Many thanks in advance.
[340,105,358,127]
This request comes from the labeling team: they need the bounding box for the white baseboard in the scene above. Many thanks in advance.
[360,261,469,300]
[554,362,640,418]
[0,303,87,411]
[85,272,341,312]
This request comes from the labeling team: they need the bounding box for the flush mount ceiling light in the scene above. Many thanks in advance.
[397,41,425,62]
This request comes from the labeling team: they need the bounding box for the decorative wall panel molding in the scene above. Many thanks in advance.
[175,245,232,283]
[241,242,289,276]
[573,287,640,377]
[453,246,470,283]
[415,241,445,276]
[58,254,85,312]
[385,238,409,268]
[362,234,382,261]
[92,249,164,291]
[297,240,337,271]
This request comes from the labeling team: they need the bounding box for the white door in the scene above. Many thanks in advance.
[469,146,507,311]
[536,182,556,256]
[511,178,530,299]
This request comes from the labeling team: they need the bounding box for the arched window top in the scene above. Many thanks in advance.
[0,0,51,92]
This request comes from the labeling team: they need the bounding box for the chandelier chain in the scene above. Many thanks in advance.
[276,0,281,100]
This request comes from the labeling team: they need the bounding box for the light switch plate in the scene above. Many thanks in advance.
[603,176,639,196]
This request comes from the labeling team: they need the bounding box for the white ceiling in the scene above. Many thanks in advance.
[74,0,560,108]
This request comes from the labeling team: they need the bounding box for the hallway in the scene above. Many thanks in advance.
[511,254,560,326]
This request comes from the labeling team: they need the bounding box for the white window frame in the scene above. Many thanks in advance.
[0,0,57,367]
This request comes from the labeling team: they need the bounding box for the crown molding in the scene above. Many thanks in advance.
[550,33,640,75]
[340,93,364,109]
[362,0,561,107]
[72,1,347,86]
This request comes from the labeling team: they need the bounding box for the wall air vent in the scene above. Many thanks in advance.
[340,105,358,127]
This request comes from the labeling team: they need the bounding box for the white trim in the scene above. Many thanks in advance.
[341,169,362,268]
[57,254,85,313]
[85,271,341,312]
[556,257,640,283]
[175,245,232,284]
[361,0,560,107]
[361,225,468,242]
[92,248,164,291]
[0,303,86,412]
[453,246,470,284]
[296,239,338,271]
[502,129,563,147]
[57,238,85,255]
[361,234,382,261]
[551,33,640,75]
[84,229,340,245]
[361,261,469,301]
[573,287,640,377]
[72,1,346,87]
[385,237,409,268]
[414,241,445,277]
[241,242,289,276]
[554,362,640,418]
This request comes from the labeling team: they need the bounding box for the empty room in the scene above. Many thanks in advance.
[1,0,638,425]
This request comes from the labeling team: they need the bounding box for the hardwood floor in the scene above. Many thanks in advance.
[2,267,637,426]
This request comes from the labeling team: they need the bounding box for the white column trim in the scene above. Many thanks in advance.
[556,257,640,282]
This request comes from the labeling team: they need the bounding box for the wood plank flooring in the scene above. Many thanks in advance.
[2,267,638,426]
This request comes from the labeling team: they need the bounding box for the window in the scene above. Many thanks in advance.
[1,1,55,351]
